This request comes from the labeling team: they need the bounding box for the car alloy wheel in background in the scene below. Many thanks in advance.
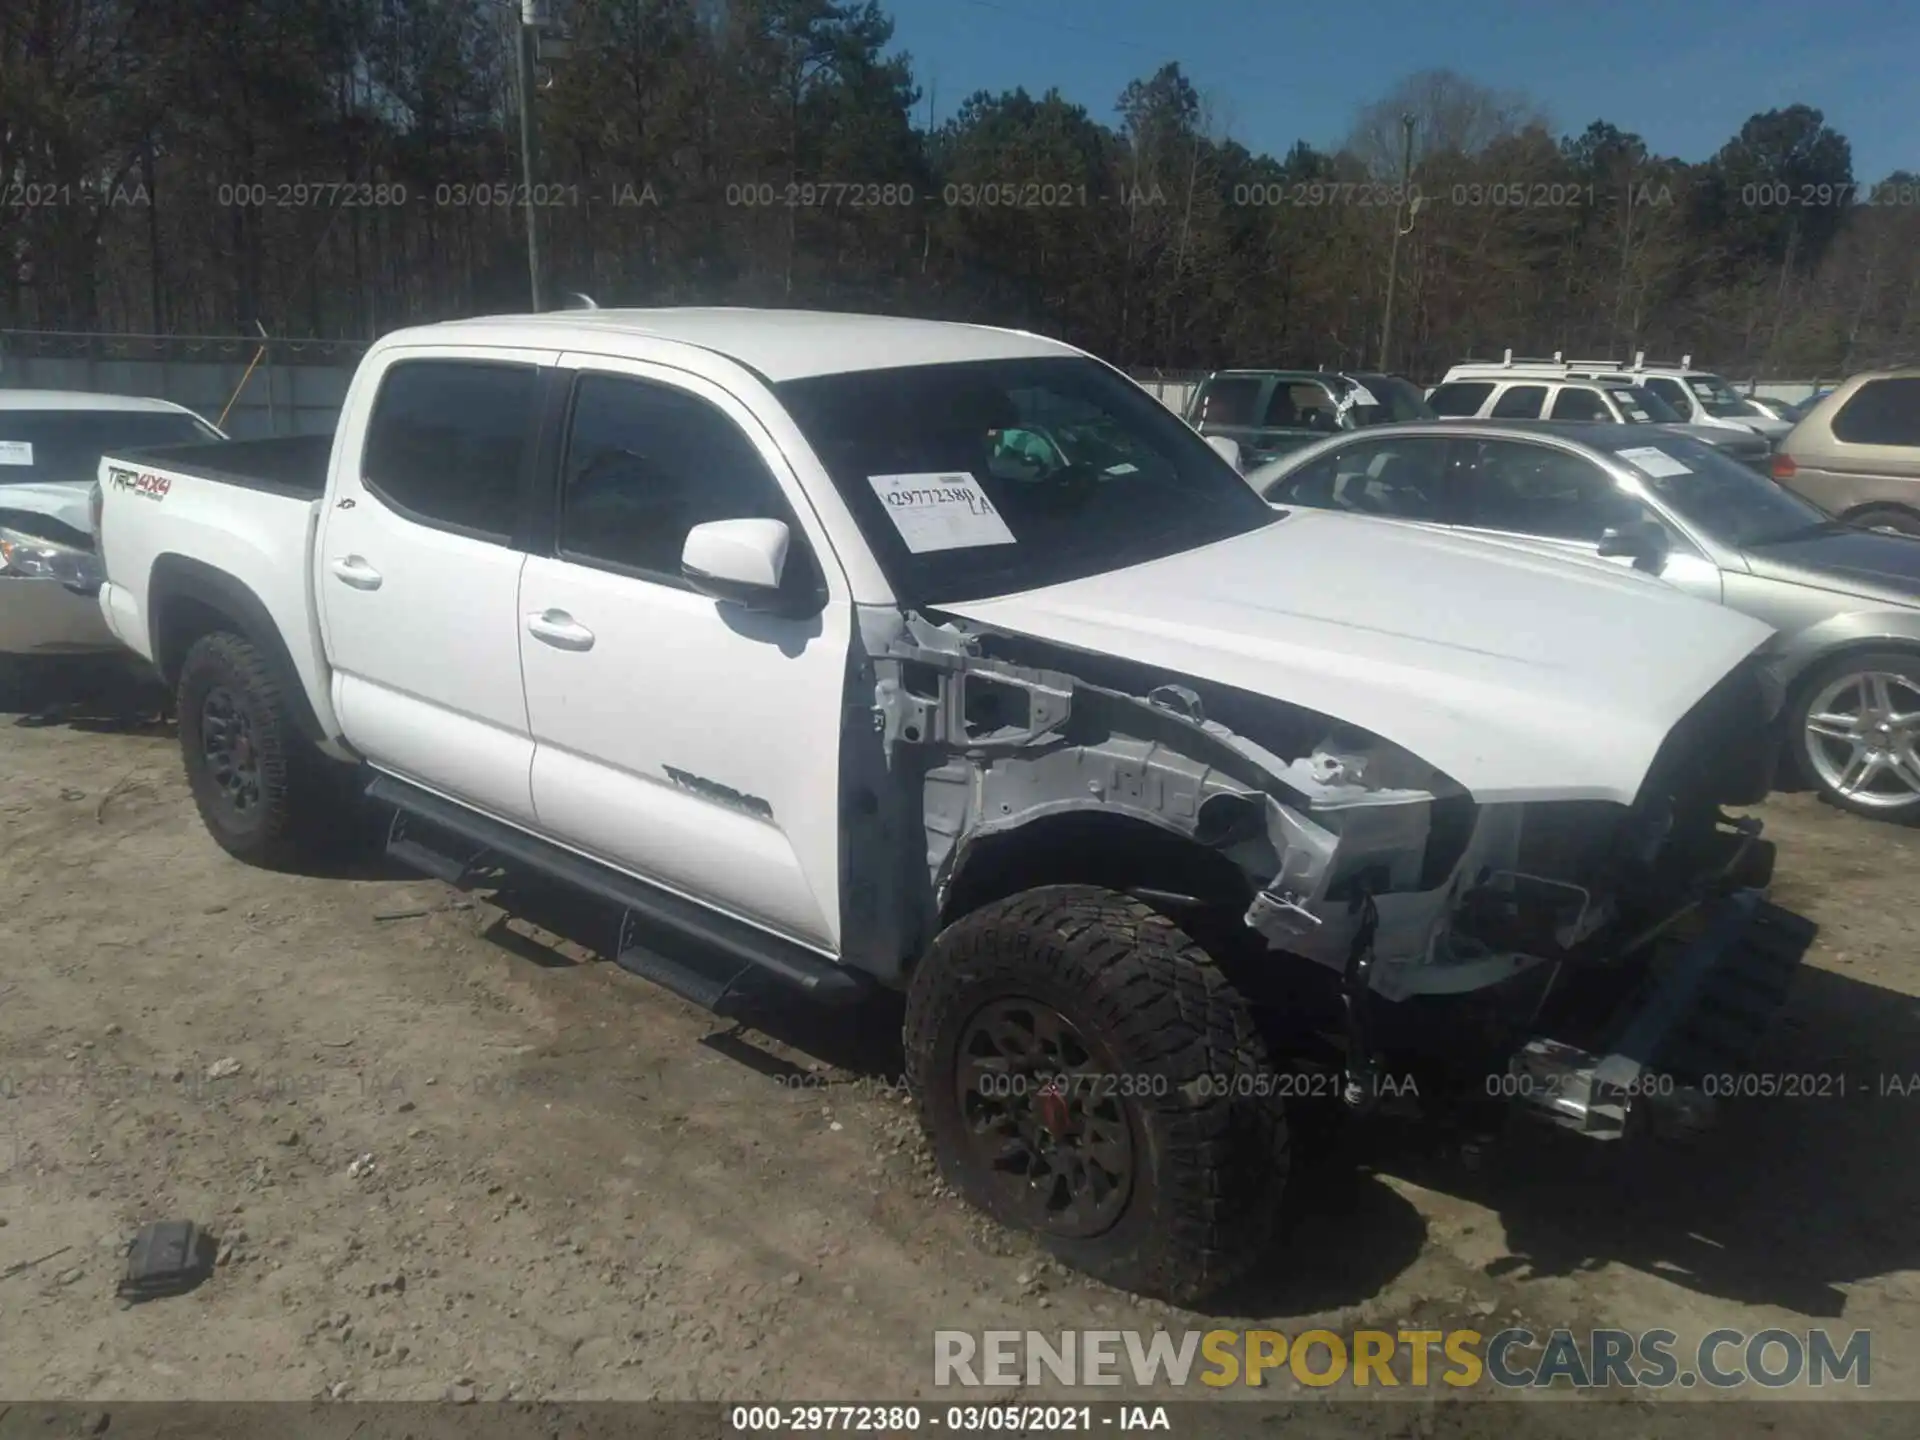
[1799,661,1920,817]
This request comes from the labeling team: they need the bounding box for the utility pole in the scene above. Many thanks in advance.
[1377,113,1417,372]
[515,0,545,312]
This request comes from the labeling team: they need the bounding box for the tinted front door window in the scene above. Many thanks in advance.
[1643,377,1694,418]
[1457,440,1645,541]
[559,373,811,592]
[1549,387,1613,421]
[1264,437,1460,521]
[1427,382,1493,417]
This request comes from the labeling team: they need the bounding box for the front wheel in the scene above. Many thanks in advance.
[904,885,1288,1305]
[1790,650,1920,820]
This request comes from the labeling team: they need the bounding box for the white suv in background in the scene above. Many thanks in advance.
[1424,374,1773,470]
[1438,354,1791,443]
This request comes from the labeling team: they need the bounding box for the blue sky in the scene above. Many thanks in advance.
[881,0,1917,182]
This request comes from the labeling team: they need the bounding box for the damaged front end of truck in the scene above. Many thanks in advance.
[850,606,1816,1142]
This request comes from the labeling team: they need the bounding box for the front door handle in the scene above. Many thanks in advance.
[526,609,595,652]
[328,555,383,590]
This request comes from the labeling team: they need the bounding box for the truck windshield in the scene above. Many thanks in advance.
[0,409,221,486]
[1600,433,1829,546]
[776,356,1278,604]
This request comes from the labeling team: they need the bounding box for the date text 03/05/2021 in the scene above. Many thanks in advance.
[728,1405,1172,1433]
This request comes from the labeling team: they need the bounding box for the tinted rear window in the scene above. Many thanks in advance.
[1344,375,1434,425]
[1193,376,1264,427]
[1490,385,1546,419]
[1427,381,1493,417]
[1831,378,1920,447]
[361,360,541,540]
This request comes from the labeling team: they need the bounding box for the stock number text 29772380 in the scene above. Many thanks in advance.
[729,1405,1174,1432]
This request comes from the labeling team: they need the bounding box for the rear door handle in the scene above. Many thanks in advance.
[328,556,383,590]
[526,609,595,651]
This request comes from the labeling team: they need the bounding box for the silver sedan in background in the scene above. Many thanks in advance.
[1246,420,1920,820]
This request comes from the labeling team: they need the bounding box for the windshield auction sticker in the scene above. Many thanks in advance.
[868,472,1017,554]
[0,441,33,466]
[1616,446,1692,477]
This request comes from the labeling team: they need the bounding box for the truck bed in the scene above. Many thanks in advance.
[95,438,340,743]
[111,433,334,501]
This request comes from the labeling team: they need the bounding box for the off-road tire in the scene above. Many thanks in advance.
[904,884,1288,1305]
[177,631,342,868]
[1788,648,1920,822]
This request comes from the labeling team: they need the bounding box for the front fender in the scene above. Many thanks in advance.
[1767,607,1920,695]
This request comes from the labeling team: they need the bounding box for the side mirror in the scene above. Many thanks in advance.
[681,518,792,610]
[1597,517,1671,574]
[1205,435,1243,472]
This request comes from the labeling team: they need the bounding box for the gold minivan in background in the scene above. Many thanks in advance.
[1771,369,1920,535]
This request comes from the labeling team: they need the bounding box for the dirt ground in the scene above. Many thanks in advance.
[2,682,1917,1428]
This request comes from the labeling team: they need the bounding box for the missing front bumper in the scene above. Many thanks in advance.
[1506,889,1818,1140]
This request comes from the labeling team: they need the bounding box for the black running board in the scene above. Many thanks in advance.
[367,773,867,1014]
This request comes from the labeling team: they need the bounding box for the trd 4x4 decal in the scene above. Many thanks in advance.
[108,466,172,501]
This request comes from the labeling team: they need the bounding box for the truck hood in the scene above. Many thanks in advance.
[940,509,1776,806]
[0,480,93,537]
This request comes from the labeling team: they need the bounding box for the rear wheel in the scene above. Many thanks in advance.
[1846,505,1920,537]
[1790,650,1920,820]
[904,885,1288,1305]
[177,631,344,866]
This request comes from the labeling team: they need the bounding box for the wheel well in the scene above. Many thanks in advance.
[938,811,1256,933]
[147,558,325,743]
[931,811,1327,1042]
[1786,639,1920,711]
[1841,501,1920,526]
[153,593,235,687]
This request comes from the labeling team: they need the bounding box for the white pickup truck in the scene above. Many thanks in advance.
[94,308,1814,1303]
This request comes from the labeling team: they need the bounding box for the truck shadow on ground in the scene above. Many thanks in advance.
[450,871,1915,1324]
[1362,960,1920,1320]
[703,950,1920,1323]
[1,658,173,736]
[472,877,1433,1315]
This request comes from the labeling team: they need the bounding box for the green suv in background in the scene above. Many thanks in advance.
[1184,369,1433,469]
